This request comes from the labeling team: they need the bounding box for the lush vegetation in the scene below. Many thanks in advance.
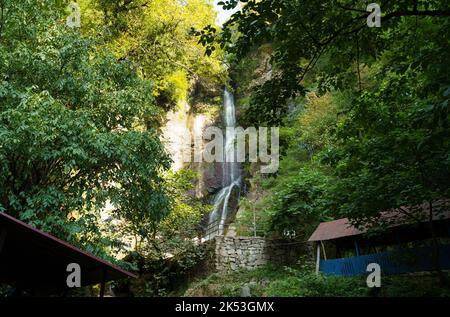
[185,263,450,297]
[1,0,449,297]
[209,0,450,243]
[0,0,222,268]
[209,0,449,294]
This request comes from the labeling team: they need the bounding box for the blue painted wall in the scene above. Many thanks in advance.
[320,245,450,276]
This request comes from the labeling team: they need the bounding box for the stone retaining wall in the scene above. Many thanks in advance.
[214,236,312,272]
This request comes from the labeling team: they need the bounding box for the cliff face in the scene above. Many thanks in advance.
[232,44,274,109]
[161,44,275,234]
[161,80,224,198]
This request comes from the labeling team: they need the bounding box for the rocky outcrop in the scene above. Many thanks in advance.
[199,162,224,194]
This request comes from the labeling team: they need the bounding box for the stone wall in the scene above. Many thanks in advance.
[214,236,313,272]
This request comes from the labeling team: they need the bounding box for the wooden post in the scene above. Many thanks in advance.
[320,241,327,260]
[253,205,257,237]
[315,243,321,274]
[99,268,107,297]
[354,240,360,256]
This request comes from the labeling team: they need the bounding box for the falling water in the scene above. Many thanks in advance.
[207,88,241,238]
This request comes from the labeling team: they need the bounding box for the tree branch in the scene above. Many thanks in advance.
[337,3,367,14]
[384,10,450,20]
[0,0,5,40]
[398,206,423,223]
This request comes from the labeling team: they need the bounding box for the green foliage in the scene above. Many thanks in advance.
[89,0,226,109]
[0,0,226,279]
[199,0,450,125]
[131,241,215,297]
[151,169,211,256]
[2,0,449,297]
[267,166,333,239]
[235,91,343,239]
[298,92,346,151]
[120,169,212,296]
[321,17,450,225]
[0,0,170,258]
[234,196,271,237]
[264,267,368,297]
[186,264,450,297]
[0,284,13,297]
[226,0,449,237]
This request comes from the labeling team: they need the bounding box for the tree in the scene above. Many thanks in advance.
[198,0,450,125]
[321,18,450,280]
[0,0,171,257]
[87,0,226,110]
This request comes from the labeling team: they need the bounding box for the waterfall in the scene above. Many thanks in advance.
[207,88,241,238]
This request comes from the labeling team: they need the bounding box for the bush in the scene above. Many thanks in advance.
[185,263,450,297]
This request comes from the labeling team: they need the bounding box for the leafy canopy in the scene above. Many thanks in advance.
[0,0,171,256]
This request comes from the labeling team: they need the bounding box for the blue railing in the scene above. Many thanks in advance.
[320,245,450,276]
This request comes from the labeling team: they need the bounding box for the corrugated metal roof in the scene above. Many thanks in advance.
[308,200,450,242]
[308,218,361,241]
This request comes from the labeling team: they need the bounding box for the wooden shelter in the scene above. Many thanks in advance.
[0,212,136,296]
[308,203,450,276]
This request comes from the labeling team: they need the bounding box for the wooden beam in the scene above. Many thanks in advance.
[99,268,107,297]
[320,241,327,260]
[354,240,360,256]
[315,243,321,274]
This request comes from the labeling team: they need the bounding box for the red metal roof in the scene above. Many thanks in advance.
[0,212,137,292]
[308,200,450,242]
[308,218,362,242]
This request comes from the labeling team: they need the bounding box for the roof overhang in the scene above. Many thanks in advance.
[0,212,137,293]
[308,201,450,242]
